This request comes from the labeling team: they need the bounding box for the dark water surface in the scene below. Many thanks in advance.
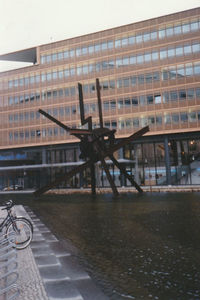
[2,192,200,300]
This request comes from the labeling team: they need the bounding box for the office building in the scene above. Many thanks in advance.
[0,7,200,190]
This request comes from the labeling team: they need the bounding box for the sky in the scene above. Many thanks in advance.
[0,0,199,71]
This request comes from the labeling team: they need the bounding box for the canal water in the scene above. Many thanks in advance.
[2,192,200,300]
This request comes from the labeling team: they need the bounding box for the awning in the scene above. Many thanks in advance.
[0,47,37,63]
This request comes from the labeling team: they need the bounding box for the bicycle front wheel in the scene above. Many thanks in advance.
[6,217,33,250]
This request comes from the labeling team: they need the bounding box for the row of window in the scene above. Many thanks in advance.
[5,60,200,107]
[8,108,200,142]
[7,86,200,124]
[40,18,200,64]
[7,41,200,89]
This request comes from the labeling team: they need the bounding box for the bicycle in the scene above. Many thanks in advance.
[0,200,33,250]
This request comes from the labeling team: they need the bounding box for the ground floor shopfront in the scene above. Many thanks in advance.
[0,131,200,191]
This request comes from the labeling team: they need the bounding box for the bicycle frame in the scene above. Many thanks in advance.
[0,209,16,232]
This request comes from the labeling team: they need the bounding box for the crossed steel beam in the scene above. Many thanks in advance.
[34,79,149,196]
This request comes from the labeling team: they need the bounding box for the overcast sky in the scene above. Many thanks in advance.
[0,0,199,71]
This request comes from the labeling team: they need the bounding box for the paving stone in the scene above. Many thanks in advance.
[59,256,90,281]
[49,241,71,257]
[44,280,83,300]
[35,255,60,267]
[39,265,71,282]
[32,246,54,257]
[41,232,58,241]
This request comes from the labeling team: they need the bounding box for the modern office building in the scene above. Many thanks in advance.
[0,7,200,190]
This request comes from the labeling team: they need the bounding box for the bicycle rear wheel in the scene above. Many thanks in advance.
[6,217,33,250]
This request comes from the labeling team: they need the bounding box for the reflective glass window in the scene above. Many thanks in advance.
[191,21,199,31]
[192,43,200,53]
[143,32,151,41]
[179,90,186,100]
[139,95,146,105]
[117,79,123,88]
[137,54,144,64]
[116,58,123,67]
[145,74,153,83]
[52,71,57,80]
[196,88,200,98]
[76,48,81,56]
[189,111,197,122]
[147,95,153,104]
[63,50,69,58]
[138,75,144,84]
[133,118,139,127]
[131,76,137,86]
[115,39,121,48]
[46,73,52,81]
[101,42,107,51]
[182,23,190,33]
[82,47,87,55]
[130,56,136,65]
[184,45,192,55]
[172,113,179,123]
[110,100,116,109]
[126,119,131,128]
[108,41,113,49]
[169,68,177,79]
[160,49,167,59]
[128,36,135,44]
[70,49,75,57]
[170,91,178,101]
[132,97,138,106]
[70,68,75,76]
[46,55,51,63]
[185,65,193,76]
[155,95,161,104]
[175,46,183,56]
[88,45,94,53]
[168,48,175,57]
[83,65,88,74]
[123,57,129,66]
[64,69,70,78]
[187,89,195,99]
[125,98,131,107]
[194,63,200,75]
[123,78,130,87]
[144,53,151,62]
[166,27,173,36]
[57,52,63,60]
[174,25,182,35]
[164,114,171,124]
[153,72,160,81]
[158,29,165,39]
[58,70,63,79]
[136,35,143,43]
[118,99,123,109]
[180,112,188,122]
[156,115,162,125]
[122,38,128,46]
[151,31,157,40]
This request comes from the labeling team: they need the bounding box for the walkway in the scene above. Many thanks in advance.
[1,205,109,300]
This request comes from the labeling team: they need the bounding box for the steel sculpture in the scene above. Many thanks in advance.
[34,78,149,196]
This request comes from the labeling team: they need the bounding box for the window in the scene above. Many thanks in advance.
[147,95,153,104]
[151,31,157,40]
[57,52,63,60]
[168,48,175,58]
[191,21,199,31]
[176,46,183,56]
[152,51,158,60]
[185,65,193,76]
[163,92,169,103]
[132,97,138,106]
[164,114,171,124]
[192,43,200,53]
[123,78,129,87]
[110,100,116,109]
[138,75,144,85]
[166,27,173,36]
[156,115,162,125]
[170,91,178,101]
[137,54,144,64]
[63,50,69,59]
[174,25,182,35]
[154,95,161,104]
[118,99,123,109]
[189,112,197,122]
[194,63,200,75]
[70,49,75,57]
[179,90,186,100]
[159,29,165,39]
[144,32,151,41]
[180,112,188,123]
[124,98,131,107]
[133,118,139,127]
[144,53,151,62]
[187,89,195,99]
[76,48,81,56]
[128,36,135,44]
[136,34,143,43]
[160,49,167,60]
[88,45,94,54]
[127,56,135,67]
[184,45,192,55]
[145,74,153,83]
[182,23,190,33]
[172,113,179,123]
[131,76,137,86]
[108,41,113,49]
[139,95,146,106]
[95,44,101,52]
[103,101,109,111]
[82,47,87,55]
[115,39,121,48]
[122,38,128,46]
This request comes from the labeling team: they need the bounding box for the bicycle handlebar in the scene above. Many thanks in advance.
[1,200,13,210]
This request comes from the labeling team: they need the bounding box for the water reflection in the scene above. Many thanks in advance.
[4,192,200,299]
